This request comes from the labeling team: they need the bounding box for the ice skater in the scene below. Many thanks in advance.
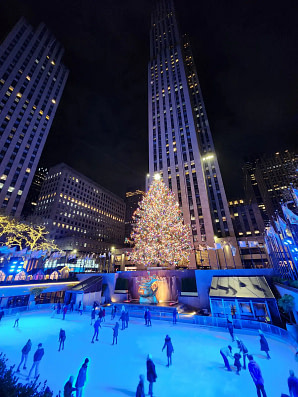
[98,307,103,322]
[227,315,234,341]
[27,343,44,380]
[248,355,267,397]
[90,309,96,326]
[75,358,89,397]
[147,309,152,326]
[236,337,248,369]
[63,305,68,320]
[112,322,119,345]
[57,302,62,314]
[146,354,157,397]
[125,310,129,328]
[111,305,116,320]
[59,328,66,351]
[16,339,32,372]
[51,304,56,318]
[136,374,145,397]
[13,311,21,328]
[288,370,298,397]
[144,308,148,325]
[234,352,242,375]
[91,318,101,343]
[64,375,76,397]
[173,308,177,325]
[258,330,270,359]
[120,310,126,330]
[220,345,233,371]
[162,335,174,367]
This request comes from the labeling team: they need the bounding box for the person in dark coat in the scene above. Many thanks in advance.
[75,358,89,397]
[64,375,76,397]
[98,308,103,321]
[63,305,68,320]
[234,352,242,375]
[27,343,44,379]
[112,322,119,345]
[90,309,96,326]
[136,374,145,397]
[57,302,62,314]
[258,330,270,359]
[227,315,235,342]
[147,310,152,326]
[288,370,298,397]
[236,337,248,369]
[248,355,267,397]
[120,311,126,330]
[144,309,148,325]
[146,354,157,397]
[17,339,32,372]
[162,335,174,367]
[125,310,129,328]
[59,328,66,351]
[173,308,177,325]
[91,319,101,343]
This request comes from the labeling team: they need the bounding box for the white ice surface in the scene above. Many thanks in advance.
[0,309,295,397]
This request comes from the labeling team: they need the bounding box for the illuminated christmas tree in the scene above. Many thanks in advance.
[131,175,192,267]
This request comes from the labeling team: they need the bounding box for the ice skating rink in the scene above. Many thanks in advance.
[0,309,295,396]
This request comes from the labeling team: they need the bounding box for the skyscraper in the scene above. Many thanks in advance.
[0,17,68,217]
[148,0,240,268]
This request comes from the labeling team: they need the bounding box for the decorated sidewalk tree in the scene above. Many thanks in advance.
[131,174,192,267]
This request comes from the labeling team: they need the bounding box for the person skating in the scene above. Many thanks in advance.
[288,370,298,397]
[51,304,56,318]
[16,339,32,372]
[75,358,89,397]
[98,308,103,322]
[220,345,233,371]
[146,354,157,397]
[27,343,44,380]
[91,318,101,343]
[59,328,66,351]
[248,354,267,397]
[173,308,177,325]
[162,335,174,367]
[236,337,248,369]
[120,310,126,330]
[258,330,270,359]
[64,375,76,397]
[125,310,129,328]
[147,310,152,326]
[13,311,21,328]
[90,309,96,326]
[227,315,235,341]
[63,305,68,320]
[136,374,145,397]
[111,305,116,320]
[112,322,119,345]
[234,352,242,375]
[144,309,148,325]
[57,302,62,314]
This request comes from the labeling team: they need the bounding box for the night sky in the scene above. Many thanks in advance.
[0,0,297,199]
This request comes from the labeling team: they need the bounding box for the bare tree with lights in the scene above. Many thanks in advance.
[131,175,192,268]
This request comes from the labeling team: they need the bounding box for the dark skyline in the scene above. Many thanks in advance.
[1,0,297,199]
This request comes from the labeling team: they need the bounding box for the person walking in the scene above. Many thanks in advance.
[288,370,298,397]
[91,319,101,343]
[146,354,157,397]
[90,309,96,326]
[16,339,32,372]
[27,343,44,380]
[120,311,126,330]
[125,310,129,328]
[227,315,235,342]
[248,355,267,397]
[258,330,270,359]
[172,308,177,325]
[136,374,145,397]
[147,310,152,327]
[220,345,233,371]
[112,322,119,345]
[64,375,76,397]
[63,305,68,320]
[13,311,21,328]
[234,352,242,375]
[236,337,249,369]
[162,335,174,367]
[144,309,148,326]
[75,358,89,397]
[59,328,66,351]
